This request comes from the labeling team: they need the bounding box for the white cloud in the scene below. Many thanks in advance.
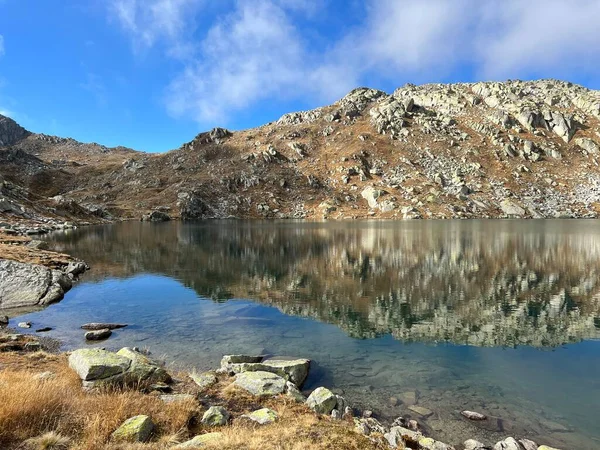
[0,35,4,56]
[110,0,600,126]
[109,0,201,54]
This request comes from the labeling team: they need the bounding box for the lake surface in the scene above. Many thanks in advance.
[16,220,600,449]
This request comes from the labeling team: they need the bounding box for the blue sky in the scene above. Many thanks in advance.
[1,0,599,153]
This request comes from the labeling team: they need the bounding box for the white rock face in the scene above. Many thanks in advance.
[0,259,72,309]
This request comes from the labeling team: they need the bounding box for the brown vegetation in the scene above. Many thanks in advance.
[0,351,384,450]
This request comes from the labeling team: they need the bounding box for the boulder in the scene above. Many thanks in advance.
[190,371,217,392]
[171,432,223,449]
[0,259,72,309]
[408,405,433,418]
[233,371,286,396]
[201,406,229,426]
[361,187,385,209]
[0,315,8,326]
[241,408,278,425]
[537,446,561,450]
[306,387,337,414]
[116,347,171,384]
[85,329,112,341]
[111,415,154,443]
[221,356,310,387]
[68,348,131,382]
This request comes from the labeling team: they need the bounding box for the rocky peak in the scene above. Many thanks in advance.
[0,114,30,147]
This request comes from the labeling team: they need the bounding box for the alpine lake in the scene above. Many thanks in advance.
[14,220,600,449]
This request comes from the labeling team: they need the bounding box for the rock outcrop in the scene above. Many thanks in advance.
[0,259,73,310]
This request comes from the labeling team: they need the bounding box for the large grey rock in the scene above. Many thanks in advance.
[0,259,72,309]
[228,359,310,387]
[68,348,131,381]
[233,371,286,396]
[69,347,170,387]
[116,347,171,384]
[221,354,263,365]
[111,415,154,442]
[361,187,385,209]
[464,440,490,450]
[306,387,337,414]
[517,439,537,450]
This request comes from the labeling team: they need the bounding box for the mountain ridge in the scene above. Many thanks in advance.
[1,78,600,227]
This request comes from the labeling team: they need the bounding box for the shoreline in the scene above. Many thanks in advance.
[0,325,562,450]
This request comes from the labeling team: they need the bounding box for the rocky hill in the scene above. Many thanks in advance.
[2,79,600,225]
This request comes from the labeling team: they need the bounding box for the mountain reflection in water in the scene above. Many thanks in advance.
[48,219,600,348]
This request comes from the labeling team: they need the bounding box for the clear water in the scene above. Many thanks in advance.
[14,220,600,449]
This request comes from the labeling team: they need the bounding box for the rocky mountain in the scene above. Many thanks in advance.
[1,78,600,224]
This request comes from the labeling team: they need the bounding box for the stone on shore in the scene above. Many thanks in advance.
[0,315,8,326]
[493,437,523,450]
[171,432,223,449]
[117,347,171,384]
[537,446,561,450]
[242,408,278,425]
[0,260,73,309]
[68,348,131,381]
[306,387,337,414]
[190,371,217,392]
[233,371,286,396]
[418,436,454,450]
[285,381,305,402]
[111,415,154,443]
[464,439,490,449]
[85,328,112,341]
[518,439,538,450]
[221,355,310,387]
[201,406,229,426]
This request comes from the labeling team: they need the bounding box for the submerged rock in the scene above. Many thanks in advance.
[111,415,154,442]
[461,410,487,420]
[464,439,490,450]
[81,323,128,330]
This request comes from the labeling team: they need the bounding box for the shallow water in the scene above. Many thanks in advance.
[15,220,600,449]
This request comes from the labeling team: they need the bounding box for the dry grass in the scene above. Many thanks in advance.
[0,352,196,450]
[0,351,384,450]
